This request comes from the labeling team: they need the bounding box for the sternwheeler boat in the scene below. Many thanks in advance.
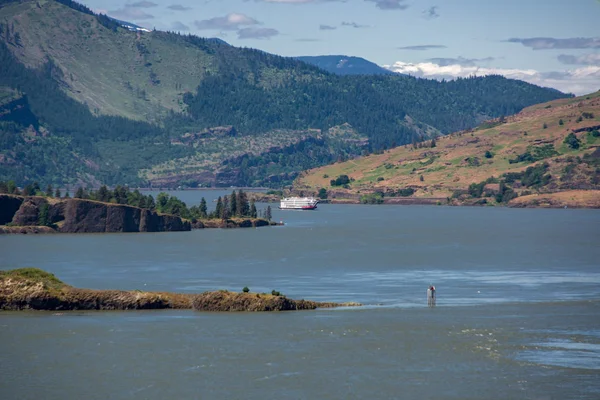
[279,197,318,210]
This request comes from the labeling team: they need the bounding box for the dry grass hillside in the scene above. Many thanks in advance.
[296,91,600,208]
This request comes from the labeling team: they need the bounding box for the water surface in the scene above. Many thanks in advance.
[1,200,599,399]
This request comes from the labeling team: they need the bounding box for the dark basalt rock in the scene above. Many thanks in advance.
[0,195,190,233]
[0,195,23,225]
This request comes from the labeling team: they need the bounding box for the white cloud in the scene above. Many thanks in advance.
[558,53,600,66]
[384,60,600,95]
[194,13,259,31]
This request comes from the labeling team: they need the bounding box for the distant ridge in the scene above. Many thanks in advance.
[296,55,396,76]
[107,17,151,32]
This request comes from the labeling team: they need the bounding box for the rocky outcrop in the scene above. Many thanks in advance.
[0,268,357,312]
[0,194,23,225]
[0,195,191,233]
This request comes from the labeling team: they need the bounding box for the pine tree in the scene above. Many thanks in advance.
[7,180,17,194]
[75,187,84,199]
[55,188,61,198]
[222,196,230,219]
[215,196,223,219]
[38,203,49,226]
[45,184,53,197]
[250,199,257,218]
[199,197,207,218]
[238,190,249,216]
[265,205,272,221]
[230,190,237,217]
[97,185,110,202]
[146,195,156,210]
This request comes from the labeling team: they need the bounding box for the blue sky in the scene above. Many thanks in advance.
[82,0,600,94]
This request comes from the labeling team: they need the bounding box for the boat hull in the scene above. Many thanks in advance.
[278,205,317,210]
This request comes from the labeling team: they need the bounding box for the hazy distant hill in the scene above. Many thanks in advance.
[0,0,570,188]
[296,55,395,76]
[295,92,600,208]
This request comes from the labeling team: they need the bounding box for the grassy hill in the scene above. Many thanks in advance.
[295,92,600,208]
[0,0,570,188]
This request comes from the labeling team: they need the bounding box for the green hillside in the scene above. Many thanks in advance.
[0,0,570,188]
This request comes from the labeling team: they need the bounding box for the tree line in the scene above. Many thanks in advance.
[0,181,272,221]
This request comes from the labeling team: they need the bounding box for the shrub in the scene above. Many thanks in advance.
[330,175,350,186]
[559,119,564,126]
[543,123,548,129]
[397,188,415,197]
[271,290,281,296]
[484,150,494,159]
[317,188,328,199]
[360,192,384,204]
[564,132,581,149]
[242,286,250,293]
[591,130,600,138]
[582,112,594,119]
[376,177,384,182]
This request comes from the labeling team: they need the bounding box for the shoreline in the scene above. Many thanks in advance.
[0,268,360,312]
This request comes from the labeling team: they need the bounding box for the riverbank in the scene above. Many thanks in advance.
[287,189,600,208]
[0,194,280,234]
[0,268,359,311]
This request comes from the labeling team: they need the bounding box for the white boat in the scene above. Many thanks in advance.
[279,196,318,210]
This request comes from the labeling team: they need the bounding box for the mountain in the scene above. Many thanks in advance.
[294,91,600,208]
[295,55,395,76]
[0,0,570,188]
[107,17,151,33]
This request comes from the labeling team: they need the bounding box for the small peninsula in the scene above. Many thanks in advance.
[0,268,358,312]
[0,186,278,234]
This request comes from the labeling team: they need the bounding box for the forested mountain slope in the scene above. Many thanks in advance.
[295,55,395,76]
[0,0,570,188]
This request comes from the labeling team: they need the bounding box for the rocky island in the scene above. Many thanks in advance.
[0,268,358,312]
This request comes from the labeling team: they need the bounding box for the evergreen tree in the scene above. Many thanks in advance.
[230,190,237,217]
[97,185,110,202]
[250,199,257,218]
[222,196,230,219]
[0,180,7,194]
[7,180,17,194]
[75,187,84,199]
[64,190,70,198]
[199,197,207,218]
[265,205,272,221]
[22,184,33,196]
[146,195,156,210]
[215,196,223,219]
[38,202,49,226]
[55,188,61,198]
[238,190,249,216]
[45,184,53,197]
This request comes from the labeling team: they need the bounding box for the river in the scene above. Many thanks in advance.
[1,194,599,399]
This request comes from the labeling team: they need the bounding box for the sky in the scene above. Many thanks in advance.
[81,0,600,95]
